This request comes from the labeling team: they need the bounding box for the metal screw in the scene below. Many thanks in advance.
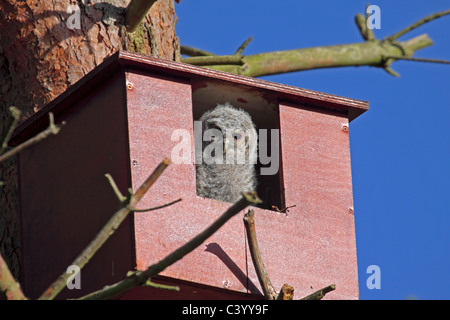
[126,81,134,90]
[342,124,349,132]
[349,207,354,214]
[132,160,138,166]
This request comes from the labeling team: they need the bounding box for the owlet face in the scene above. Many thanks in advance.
[200,103,257,165]
[196,102,258,203]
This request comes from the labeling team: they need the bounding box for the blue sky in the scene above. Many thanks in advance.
[175,0,450,300]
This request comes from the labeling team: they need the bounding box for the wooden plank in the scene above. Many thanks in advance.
[17,73,134,299]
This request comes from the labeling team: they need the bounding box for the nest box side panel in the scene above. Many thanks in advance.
[126,72,254,294]
[266,102,358,299]
[17,73,134,299]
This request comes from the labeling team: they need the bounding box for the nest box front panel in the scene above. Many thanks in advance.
[126,71,253,293]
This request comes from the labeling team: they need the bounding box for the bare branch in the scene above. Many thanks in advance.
[131,158,171,202]
[383,65,401,78]
[145,279,179,291]
[187,34,433,77]
[0,112,65,163]
[104,173,126,202]
[125,0,158,33]
[180,45,217,57]
[354,12,375,41]
[383,56,450,65]
[300,284,336,300]
[0,107,21,155]
[385,9,450,41]
[271,204,296,215]
[243,210,277,300]
[0,253,27,300]
[235,36,253,55]
[181,55,244,66]
[76,192,262,300]
[181,9,450,78]
[127,198,182,212]
[38,158,171,300]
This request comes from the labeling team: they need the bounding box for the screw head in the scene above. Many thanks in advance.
[342,124,349,132]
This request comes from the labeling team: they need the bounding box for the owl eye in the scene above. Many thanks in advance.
[233,133,242,141]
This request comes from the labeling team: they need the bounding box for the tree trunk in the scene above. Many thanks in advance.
[0,0,179,280]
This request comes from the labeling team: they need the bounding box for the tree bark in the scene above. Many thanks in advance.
[0,0,179,281]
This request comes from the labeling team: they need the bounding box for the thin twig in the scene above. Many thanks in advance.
[38,159,171,300]
[364,4,376,40]
[235,36,253,55]
[385,9,450,41]
[0,107,21,155]
[300,284,336,300]
[383,56,450,65]
[127,198,182,212]
[104,173,126,202]
[180,45,217,57]
[145,279,180,291]
[244,210,277,300]
[0,253,27,300]
[354,12,375,41]
[383,66,401,78]
[0,112,65,163]
[76,192,262,300]
[131,158,171,203]
[271,204,296,215]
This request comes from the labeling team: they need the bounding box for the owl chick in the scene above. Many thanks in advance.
[196,102,258,203]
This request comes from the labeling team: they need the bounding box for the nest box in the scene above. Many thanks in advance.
[12,51,368,299]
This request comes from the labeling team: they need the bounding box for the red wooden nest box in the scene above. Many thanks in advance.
[12,51,368,300]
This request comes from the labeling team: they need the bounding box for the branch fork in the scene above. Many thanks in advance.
[180,8,450,78]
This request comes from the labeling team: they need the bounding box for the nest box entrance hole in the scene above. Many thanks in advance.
[191,79,284,211]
